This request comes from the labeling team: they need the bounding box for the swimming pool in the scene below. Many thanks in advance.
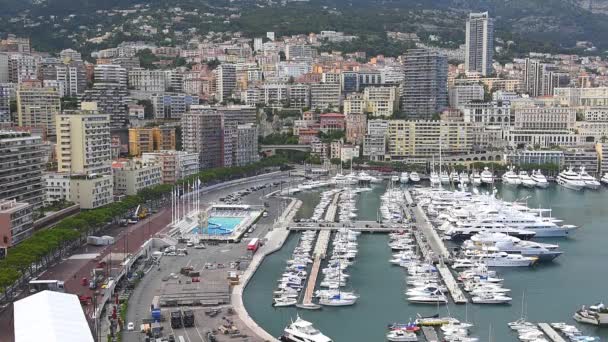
[190,216,244,235]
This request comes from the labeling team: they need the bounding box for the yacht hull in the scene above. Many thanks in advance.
[557,178,584,191]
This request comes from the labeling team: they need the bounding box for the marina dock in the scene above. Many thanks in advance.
[421,326,440,342]
[406,190,468,304]
[300,193,338,307]
[538,323,568,342]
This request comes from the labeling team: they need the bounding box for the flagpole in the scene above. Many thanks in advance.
[171,187,174,224]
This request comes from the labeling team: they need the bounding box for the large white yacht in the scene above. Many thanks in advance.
[518,171,536,188]
[579,167,600,190]
[557,167,585,191]
[280,316,333,342]
[463,232,563,261]
[400,172,409,184]
[409,172,421,183]
[331,173,357,186]
[480,167,494,184]
[502,166,521,186]
[531,170,549,188]
[465,251,537,267]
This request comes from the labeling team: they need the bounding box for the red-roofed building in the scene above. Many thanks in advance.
[298,128,320,145]
[319,113,345,133]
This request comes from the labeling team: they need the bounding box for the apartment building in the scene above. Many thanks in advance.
[401,49,448,119]
[216,63,236,103]
[0,131,45,208]
[112,159,162,196]
[386,120,473,159]
[319,113,346,133]
[128,126,176,156]
[0,199,34,247]
[182,107,225,169]
[56,110,112,175]
[463,100,512,127]
[363,86,400,117]
[150,93,199,120]
[465,12,494,76]
[94,64,127,87]
[345,113,367,145]
[16,82,61,136]
[449,84,484,109]
[287,84,310,108]
[128,69,167,92]
[81,83,130,128]
[310,82,342,111]
[69,174,113,209]
[142,150,199,184]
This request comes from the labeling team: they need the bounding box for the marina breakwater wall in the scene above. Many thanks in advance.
[232,197,303,342]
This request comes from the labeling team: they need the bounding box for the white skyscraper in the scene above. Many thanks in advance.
[465,12,494,76]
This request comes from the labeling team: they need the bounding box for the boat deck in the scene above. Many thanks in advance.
[538,323,568,342]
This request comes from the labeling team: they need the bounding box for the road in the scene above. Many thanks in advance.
[0,171,296,342]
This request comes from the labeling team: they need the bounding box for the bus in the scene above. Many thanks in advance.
[247,238,260,252]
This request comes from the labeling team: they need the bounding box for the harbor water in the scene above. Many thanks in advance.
[243,182,608,341]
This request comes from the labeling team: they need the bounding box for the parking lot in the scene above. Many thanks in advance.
[123,176,296,342]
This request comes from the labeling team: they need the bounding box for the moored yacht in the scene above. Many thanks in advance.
[280,316,333,342]
[557,167,585,191]
[531,170,549,188]
[391,175,400,183]
[602,173,608,185]
[386,329,418,342]
[519,171,536,188]
[400,172,409,184]
[579,167,600,189]
[573,302,608,326]
[480,167,494,184]
[502,166,521,186]
[409,172,421,183]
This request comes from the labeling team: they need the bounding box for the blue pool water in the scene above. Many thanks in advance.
[190,216,244,235]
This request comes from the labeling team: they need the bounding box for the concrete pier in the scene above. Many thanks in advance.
[538,323,567,342]
[300,193,338,306]
[232,198,302,342]
[406,190,468,304]
[421,326,440,342]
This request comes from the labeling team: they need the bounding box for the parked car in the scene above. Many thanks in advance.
[127,322,134,331]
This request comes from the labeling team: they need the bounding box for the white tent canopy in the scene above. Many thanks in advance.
[14,290,94,342]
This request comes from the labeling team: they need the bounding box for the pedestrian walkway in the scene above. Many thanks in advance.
[231,198,302,342]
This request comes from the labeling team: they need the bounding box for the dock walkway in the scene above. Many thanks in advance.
[538,323,567,342]
[421,326,440,342]
[406,190,467,304]
[301,193,338,306]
